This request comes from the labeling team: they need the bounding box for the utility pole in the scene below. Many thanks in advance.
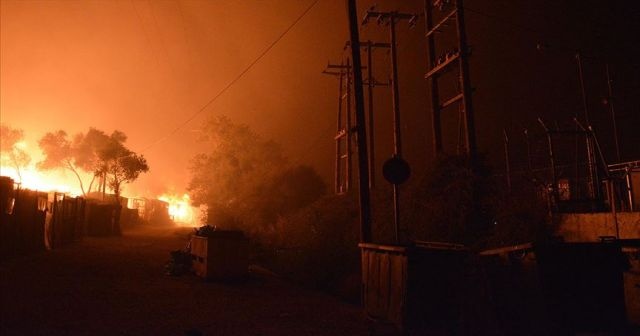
[345,40,391,188]
[362,7,417,244]
[575,52,599,200]
[424,0,477,166]
[363,9,417,159]
[574,117,600,202]
[323,61,355,194]
[576,53,590,125]
[538,118,559,208]
[346,0,372,244]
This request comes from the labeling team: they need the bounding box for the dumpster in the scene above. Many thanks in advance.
[624,245,640,326]
[480,241,629,334]
[359,241,468,333]
[479,243,550,334]
[536,241,628,333]
[191,230,248,280]
[610,239,640,327]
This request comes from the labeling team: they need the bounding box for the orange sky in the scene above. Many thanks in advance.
[1,0,350,197]
[5,0,637,199]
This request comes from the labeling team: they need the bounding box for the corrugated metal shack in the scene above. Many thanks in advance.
[0,176,88,258]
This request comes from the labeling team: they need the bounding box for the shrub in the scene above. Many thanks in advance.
[404,154,494,245]
[267,193,360,295]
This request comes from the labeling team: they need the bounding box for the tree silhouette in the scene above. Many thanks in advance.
[105,152,149,201]
[38,127,149,199]
[188,115,326,233]
[188,116,286,224]
[264,165,327,219]
[0,124,31,184]
[38,130,92,195]
[79,128,124,196]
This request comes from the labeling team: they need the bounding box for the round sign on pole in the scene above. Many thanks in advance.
[383,156,411,185]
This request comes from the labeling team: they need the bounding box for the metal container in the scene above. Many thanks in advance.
[191,230,248,280]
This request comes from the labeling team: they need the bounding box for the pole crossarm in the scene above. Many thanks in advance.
[323,63,366,70]
[362,9,419,26]
[322,63,365,76]
[425,8,457,37]
[363,79,390,87]
[345,41,391,50]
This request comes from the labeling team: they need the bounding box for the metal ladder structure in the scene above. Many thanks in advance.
[424,0,477,163]
[323,59,354,194]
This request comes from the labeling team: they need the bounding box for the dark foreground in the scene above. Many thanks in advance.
[0,225,369,335]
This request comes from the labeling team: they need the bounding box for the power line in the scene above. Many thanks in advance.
[141,0,321,153]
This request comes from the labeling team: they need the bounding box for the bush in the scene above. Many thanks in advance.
[482,175,553,248]
[265,193,360,297]
[404,154,494,245]
[252,154,551,300]
[404,154,551,248]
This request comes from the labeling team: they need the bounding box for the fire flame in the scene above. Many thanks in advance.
[0,165,75,194]
[0,142,81,195]
[158,193,197,225]
[1,140,200,227]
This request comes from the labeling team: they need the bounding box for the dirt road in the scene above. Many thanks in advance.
[0,225,369,335]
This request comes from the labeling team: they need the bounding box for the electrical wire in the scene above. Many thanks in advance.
[140,0,321,153]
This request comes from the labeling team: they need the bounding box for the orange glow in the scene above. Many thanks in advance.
[158,193,198,226]
[0,165,74,194]
[0,142,82,196]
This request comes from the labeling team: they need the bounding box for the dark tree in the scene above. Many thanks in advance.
[188,115,326,233]
[38,130,92,195]
[269,165,327,214]
[0,124,31,183]
[39,127,149,200]
[105,152,149,201]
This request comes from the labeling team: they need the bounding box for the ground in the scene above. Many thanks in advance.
[0,225,370,335]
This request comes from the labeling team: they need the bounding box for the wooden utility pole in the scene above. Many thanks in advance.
[362,7,417,244]
[345,40,391,188]
[323,61,354,194]
[346,0,372,243]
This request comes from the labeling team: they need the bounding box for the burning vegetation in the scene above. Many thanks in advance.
[0,123,188,228]
[1,124,149,199]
